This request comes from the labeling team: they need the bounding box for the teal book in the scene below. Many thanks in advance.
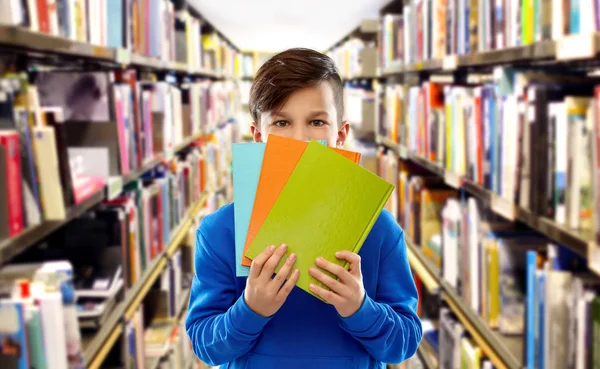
[232,142,266,277]
[26,306,47,369]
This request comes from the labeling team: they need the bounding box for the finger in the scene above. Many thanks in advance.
[260,244,288,280]
[315,257,351,283]
[309,267,348,297]
[309,283,344,305]
[270,252,296,290]
[277,269,300,299]
[249,245,275,279]
[335,251,362,276]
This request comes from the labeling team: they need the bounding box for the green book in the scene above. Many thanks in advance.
[244,140,394,300]
[522,0,534,44]
[593,296,600,369]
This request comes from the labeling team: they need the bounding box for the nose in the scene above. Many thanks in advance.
[289,124,311,142]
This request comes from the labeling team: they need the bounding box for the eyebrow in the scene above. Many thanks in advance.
[271,111,330,119]
[307,111,329,119]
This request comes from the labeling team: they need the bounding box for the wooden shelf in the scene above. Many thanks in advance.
[406,241,523,369]
[376,136,595,261]
[416,345,438,369]
[0,26,222,78]
[380,36,600,77]
[83,193,208,369]
[0,134,205,265]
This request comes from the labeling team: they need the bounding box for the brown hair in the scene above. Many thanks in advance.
[249,48,344,125]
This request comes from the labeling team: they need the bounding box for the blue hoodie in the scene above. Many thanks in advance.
[185,203,422,369]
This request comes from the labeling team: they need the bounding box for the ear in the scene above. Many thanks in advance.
[336,121,350,148]
[250,122,263,143]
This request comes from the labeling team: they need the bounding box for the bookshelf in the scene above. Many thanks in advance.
[0,25,224,78]
[143,287,192,369]
[406,241,523,369]
[416,346,437,369]
[0,2,239,369]
[376,135,595,261]
[82,192,208,369]
[380,40,559,76]
[0,134,208,265]
[341,0,600,365]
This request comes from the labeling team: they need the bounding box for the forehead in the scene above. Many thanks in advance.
[272,82,336,116]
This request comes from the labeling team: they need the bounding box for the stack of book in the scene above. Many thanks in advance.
[0,70,239,243]
[378,69,600,239]
[345,81,377,140]
[0,261,86,369]
[439,308,496,368]
[232,135,392,299]
[327,38,374,79]
[0,136,230,368]
[0,0,242,76]
[382,154,600,369]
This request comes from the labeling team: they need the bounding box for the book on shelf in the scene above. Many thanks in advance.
[0,68,240,245]
[0,1,242,77]
[377,70,600,240]
[377,0,600,68]
[0,261,85,369]
[385,155,600,369]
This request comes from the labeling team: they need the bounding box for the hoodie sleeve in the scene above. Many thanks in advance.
[338,215,422,364]
[185,221,272,366]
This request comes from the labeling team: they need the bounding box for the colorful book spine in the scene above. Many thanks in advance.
[0,131,24,236]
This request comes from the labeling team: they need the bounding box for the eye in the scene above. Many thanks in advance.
[273,120,289,128]
[311,120,325,127]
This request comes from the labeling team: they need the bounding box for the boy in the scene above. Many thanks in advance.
[185,48,422,368]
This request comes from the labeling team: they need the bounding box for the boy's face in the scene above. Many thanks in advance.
[250,81,350,147]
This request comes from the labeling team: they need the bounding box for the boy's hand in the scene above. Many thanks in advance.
[308,251,365,318]
[244,244,300,318]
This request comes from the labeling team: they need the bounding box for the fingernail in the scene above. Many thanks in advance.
[268,245,275,252]
[309,283,315,289]
[289,253,296,260]
[294,269,299,276]
[316,257,323,265]
[309,267,316,274]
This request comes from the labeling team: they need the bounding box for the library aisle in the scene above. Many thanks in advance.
[1,0,600,369]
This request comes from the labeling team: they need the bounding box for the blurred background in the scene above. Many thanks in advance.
[1,0,600,368]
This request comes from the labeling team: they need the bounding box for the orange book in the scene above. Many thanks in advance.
[241,135,361,267]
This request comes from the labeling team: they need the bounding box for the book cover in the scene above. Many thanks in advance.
[24,305,47,369]
[36,71,112,122]
[0,301,29,369]
[594,89,600,244]
[592,296,600,369]
[44,108,76,208]
[232,142,266,277]
[113,86,130,175]
[241,136,361,268]
[244,140,392,299]
[106,0,123,48]
[0,142,10,240]
[544,269,573,369]
[32,125,66,220]
[13,107,42,229]
[37,0,50,33]
[420,189,457,252]
[497,237,546,335]
[0,131,24,237]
